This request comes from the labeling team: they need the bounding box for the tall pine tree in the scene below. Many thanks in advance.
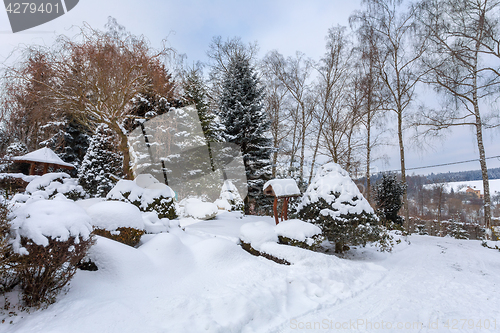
[79,124,123,198]
[219,54,272,214]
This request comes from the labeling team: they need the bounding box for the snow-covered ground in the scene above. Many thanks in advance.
[2,212,500,333]
[423,179,500,195]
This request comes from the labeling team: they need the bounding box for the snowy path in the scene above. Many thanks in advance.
[271,236,500,333]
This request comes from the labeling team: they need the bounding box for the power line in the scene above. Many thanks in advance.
[380,155,500,174]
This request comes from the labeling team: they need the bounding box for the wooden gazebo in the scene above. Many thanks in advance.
[12,147,75,175]
[263,179,301,225]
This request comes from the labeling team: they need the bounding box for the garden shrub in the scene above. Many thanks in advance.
[107,180,178,219]
[297,163,389,253]
[92,227,144,247]
[9,199,94,307]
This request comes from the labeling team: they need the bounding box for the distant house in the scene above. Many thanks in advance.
[466,186,483,199]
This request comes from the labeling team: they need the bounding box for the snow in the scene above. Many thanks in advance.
[214,198,231,210]
[134,173,160,188]
[182,198,218,220]
[24,172,85,199]
[87,201,145,231]
[107,179,175,209]
[2,210,500,332]
[263,179,301,197]
[239,221,278,249]
[423,179,500,195]
[274,219,322,242]
[299,162,374,218]
[142,212,169,234]
[12,147,74,168]
[9,199,92,255]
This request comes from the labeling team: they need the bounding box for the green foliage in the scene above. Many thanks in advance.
[219,54,272,214]
[119,191,178,220]
[12,235,94,308]
[93,227,144,247]
[374,173,406,225]
[277,235,325,251]
[298,198,383,253]
[79,124,123,198]
[446,221,470,240]
[0,200,16,294]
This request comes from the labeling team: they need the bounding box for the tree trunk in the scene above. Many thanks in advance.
[398,109,409,229]
[474,97,491,229]
[118,130,133,180]
[366,113,372,203]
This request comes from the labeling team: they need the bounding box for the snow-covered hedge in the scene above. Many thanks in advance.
[12,173,87,203]
[9,198,94,307]
[87,201,145,247]
[181,198,218,220]
[107,180,178,219]
[297,163,385,253]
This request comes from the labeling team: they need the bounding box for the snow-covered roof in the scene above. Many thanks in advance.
[263,179,301,197]
[12,147,74,168]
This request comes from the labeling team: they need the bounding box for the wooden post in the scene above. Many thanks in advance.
[283,197,289,220]
[43,163,49,174]
[29,163,36,175]
[273,197,279,225]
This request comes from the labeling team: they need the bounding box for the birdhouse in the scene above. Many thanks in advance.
[263,179,301,225]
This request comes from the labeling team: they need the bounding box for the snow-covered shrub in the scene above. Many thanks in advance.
[107,180,178,219]
[239,222,290,265]
[0,141,28,173]
[0,198,16,293]
[446,220,470,240]
[218,180,244,211]
[24,172,87,201]
[78,124,123,198]
[181,198,218,220]
[274,219,324,251]
[87,201,145,247]
[9,199,94,307]
[373,173,405,225]
[297,163,384,253]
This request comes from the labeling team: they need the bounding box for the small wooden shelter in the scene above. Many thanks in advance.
[263,179,301,225]
[12,147,75,175]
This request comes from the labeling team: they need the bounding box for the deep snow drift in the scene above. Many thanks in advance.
[1,212,499,333]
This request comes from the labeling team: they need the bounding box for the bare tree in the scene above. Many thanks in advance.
[262,51,315,183]
[417,0,500,229]
[353,0,427,226]
[4,20,176,179]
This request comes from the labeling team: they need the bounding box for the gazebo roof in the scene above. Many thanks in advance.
[12,147,74,169]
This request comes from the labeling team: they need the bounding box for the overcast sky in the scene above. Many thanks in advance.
[1,0,499,176]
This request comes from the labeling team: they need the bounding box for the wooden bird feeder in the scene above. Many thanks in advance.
[12,147,75,175]
[263,179,301,225]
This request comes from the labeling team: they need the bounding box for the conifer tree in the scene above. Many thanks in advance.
[219,54,272,214]
[79,124,123,197]
[183,67,222,144]
[373,173,405,225]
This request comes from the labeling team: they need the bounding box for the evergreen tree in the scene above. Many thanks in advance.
[79,124,123,198]
[183,67,222,144]
[219,54,272,215]
[373,173,406,225]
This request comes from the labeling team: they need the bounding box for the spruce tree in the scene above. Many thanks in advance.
[219,54,272,214]
[79,124,123,198]
[373,173,406,226]
[183,67,222,143]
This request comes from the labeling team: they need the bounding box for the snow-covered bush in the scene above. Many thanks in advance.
[274,219,324,250]
[446,220,470,240]
[21,172,87,201]
[0,198,15,293]
[107,180,178,219]
[87,201,145,247]
[373,173,405,225]
[181,198,218,220]
[0,141,28,173]
[78,124,123,198]
[297,163,384,253]
[9,199,94,307]
[218,180,244,211]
